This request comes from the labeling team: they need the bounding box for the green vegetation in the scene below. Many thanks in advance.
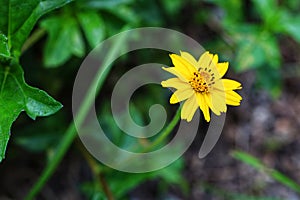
[1,0,300,199]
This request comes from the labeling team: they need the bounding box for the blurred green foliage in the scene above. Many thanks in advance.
[81,159,187,199]
[39,0,184,67]
[39,0,300,95]
[205,0,300,97]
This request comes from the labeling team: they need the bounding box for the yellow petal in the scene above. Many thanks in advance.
[170,54,196,78]
[208,53,218,68]
[170,88,194,104]
[226,98,241,106]
[181,94,198,122]
[227,90,242,100]
[161,78,190,90]
[222,79,242,90]
[180,51,200,69]
[212,79,226,92]
[225,95,241,105]
[211,91,227,113]
[204,93,220,116]
[226,90,242,101]
[217,62,229,78]
[162,67,188,81]
[198,51,213,69]
[225,90,242,106]
[196,93,211,122]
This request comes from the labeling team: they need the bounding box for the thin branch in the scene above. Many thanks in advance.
[77,141,114,200]
[21,28,46,54]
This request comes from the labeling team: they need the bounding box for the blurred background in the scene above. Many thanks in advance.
[1,0,300,199]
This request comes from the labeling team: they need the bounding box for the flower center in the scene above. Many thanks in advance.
[189,70,215,93]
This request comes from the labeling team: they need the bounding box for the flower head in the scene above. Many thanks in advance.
[161,51,242,122]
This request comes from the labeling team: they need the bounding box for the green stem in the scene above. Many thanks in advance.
[25,26,130,200]
[21,28,46,53]
[77,141,114,200]
[25,124,76,200]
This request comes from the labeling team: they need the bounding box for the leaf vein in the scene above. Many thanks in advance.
[0,68,9,95]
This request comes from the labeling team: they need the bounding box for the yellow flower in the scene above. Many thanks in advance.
[161,51,242,122]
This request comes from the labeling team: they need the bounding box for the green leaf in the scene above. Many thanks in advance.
[41,16,85,67]
[284,0,300,11]
[77,11,105,48]
[99,101,145,151]
[232,150,300,193]
[256,66,282,98]
[270,170,300,193]
[154,158,186,185]
[106,5,140,24]
[205,0,244,23]
[80,182,106,200]
[161,0,185,16]
[231,150,265,170]
[15,132,61,153]
[281,15,300,43]
[252,0,277,23]
[14,111,66,153]
[77,0,133,9]
[229,25,265,71]
[0,0,72,58]
[229,25,281,72]
[235,40,265,71]
[0,60,62,161]
[105,159,185,199]
[258,33,281,68]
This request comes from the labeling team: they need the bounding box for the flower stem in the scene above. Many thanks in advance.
[21,28,46,53]
[77,141,114,200]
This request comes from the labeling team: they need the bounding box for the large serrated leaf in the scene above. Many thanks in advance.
[0,0,73,58]
[0,60,62,162]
